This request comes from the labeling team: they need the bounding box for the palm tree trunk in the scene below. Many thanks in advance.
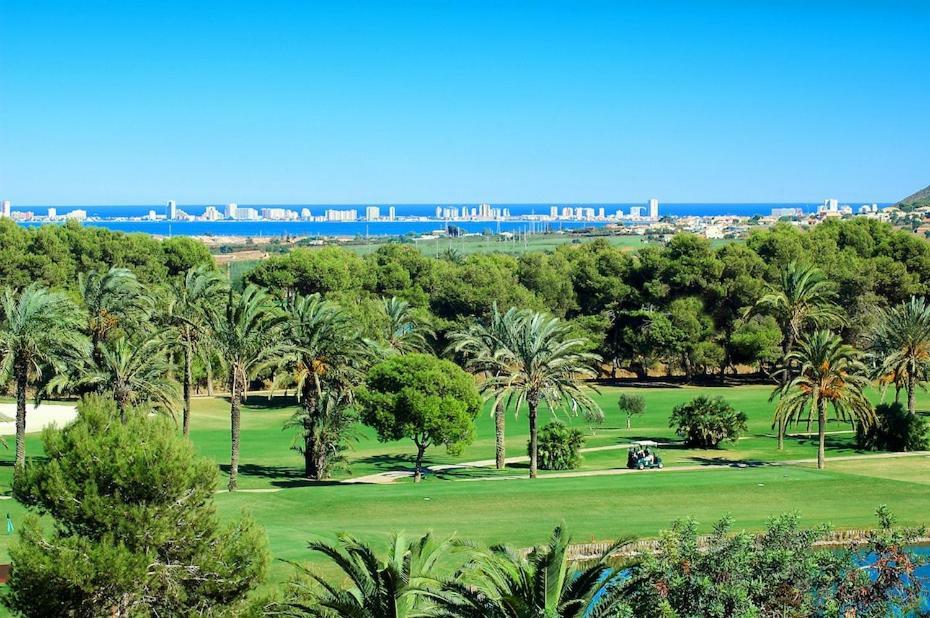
[777,416,785,450]
[228,373,241,491]
[494,400,506,470]
[816,397,826,470]
[14,357,28,471]
[117,395,127,423]
[528,393,539,479]
[205,359,214,396]
[182,340,193,437]
[907,372,916,415]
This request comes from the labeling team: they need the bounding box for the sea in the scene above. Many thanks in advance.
[8,202,862,238]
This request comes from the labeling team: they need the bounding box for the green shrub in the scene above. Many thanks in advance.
[618,393,646,429]
[531,422,585,470]
[669,395,747,448]
[856,402,930,452]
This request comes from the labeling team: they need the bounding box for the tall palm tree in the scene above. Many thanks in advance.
[753,261,841,448]
[771,330,874,469]
[430,525,631,618]
[54,337,179,422]
[447,305,521,470]
[0,285,89,469]
[282,293,368,479]
[382,296,433,354]
[484,310,601,479]
[210,285,287,491]
[867,296,930,416]
[162,265,227,435]
[78,267,151,358]
[275,532,451,617]
[284,390,359,480]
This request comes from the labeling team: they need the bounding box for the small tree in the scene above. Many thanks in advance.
[618,393,646,429]
[4,395,268,616]
[669,395,747,448]
[532,422,584,470]
[358,353,481,482]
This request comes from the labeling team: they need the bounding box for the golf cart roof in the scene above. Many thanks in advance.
[631,440,659,447]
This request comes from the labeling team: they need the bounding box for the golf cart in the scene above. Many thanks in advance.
[627,440,663,470]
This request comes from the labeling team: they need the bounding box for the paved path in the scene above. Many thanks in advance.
[0,403,77,436]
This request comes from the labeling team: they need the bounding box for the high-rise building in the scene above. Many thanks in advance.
[549,206,558,219]
[388,206,396,221]
[1,200,11,218]
[598,207,606,219]
[614,208,624,218]
[629,206,644,219]
[300,208,312,220]
[225,203,238,219]
[825,198,839,212]
[478,203,492,218]
[147,210,157,220]
[167,200,177,220]
[648,198,659,219]
[237,207,259,220]
[65,209,88,220]
[47,207,57,219]
[365,206,381,220]
[203,206,222,221]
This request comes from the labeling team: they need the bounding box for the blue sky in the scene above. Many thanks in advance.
[1,0,928,205]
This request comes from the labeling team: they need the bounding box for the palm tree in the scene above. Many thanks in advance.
[753,261,841,355]
[78,267,151,358]
[0,285,89,469]
[210,285,287,491]
[429,525,631,618]
[275,532,451,617]
[282,293,368,479]
[752,261,841,448]
[447,305,521,470]
[867,297,930,416]
[284,391,358,480]
[55,337,179,422]
[382,296,433,354]
[484,310,601,479]
[162,265,227,435]
[771,330,874,469]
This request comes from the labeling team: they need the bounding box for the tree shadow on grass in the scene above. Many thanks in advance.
[216,395,300,411]
[218,463,342,488]
[684,456,773,468]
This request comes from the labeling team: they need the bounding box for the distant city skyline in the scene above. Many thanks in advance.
[1,1,928,204]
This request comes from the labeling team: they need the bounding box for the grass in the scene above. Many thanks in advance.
[1,384,928,592]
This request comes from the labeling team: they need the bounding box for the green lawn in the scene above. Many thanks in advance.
[1,384,928,591]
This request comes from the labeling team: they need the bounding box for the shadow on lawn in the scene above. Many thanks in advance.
[685,456,772,468]
[216,395,299,411]
[219,463,343,488]
[354,453,418,471]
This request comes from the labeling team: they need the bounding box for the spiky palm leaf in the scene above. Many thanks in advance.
[429,525,631,617]
[78,267,152,352]
[382,296,434,354]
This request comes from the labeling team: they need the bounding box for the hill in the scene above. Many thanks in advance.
[896,184,930,209]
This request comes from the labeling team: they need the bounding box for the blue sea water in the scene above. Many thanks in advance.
[8,202,848,237]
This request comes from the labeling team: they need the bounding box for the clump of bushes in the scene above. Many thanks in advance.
[857,402,930,452]
[531,422,585,470]
[669,395,747,448]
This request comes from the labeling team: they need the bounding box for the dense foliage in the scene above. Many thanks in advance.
[669,395,748,448]
[532,422,585,470]
[856,401,930,452]
[358,353,482,482]
[5,396,268,616]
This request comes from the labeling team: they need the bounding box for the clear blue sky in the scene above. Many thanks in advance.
[1,0,927,205]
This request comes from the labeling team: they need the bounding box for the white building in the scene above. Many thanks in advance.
[771,207,801,218]
[260,207,293,220]
[824,198,839,212]
[300,208,312,220]
[167,200,177,220]
[614,208,624,218]
[648,198,659,219]
[1,200,10,218]
[598,207,606,219]
[147,210,157,220]
[478,203,492,218]
[65,209,87,220]
[388,206,396,221]
[325,209,357,221]
[237,207,259,220]
[365,206,380,221]
[629,206,644,219]
[549,206,558,219]
[225,203,238,219]
[203,206,222,221]
[47,207,57,219]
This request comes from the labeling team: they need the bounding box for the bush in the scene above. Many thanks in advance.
[669,395,747,448]
[532,422,585,470]
[856,402,930,452]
